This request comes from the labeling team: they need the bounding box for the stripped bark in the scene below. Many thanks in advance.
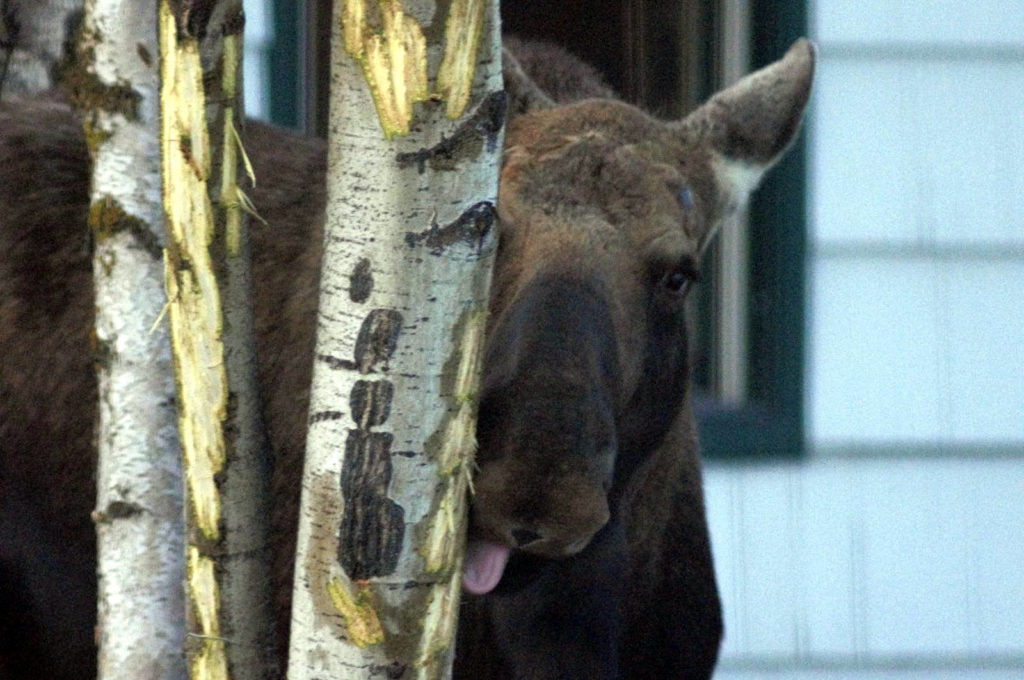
[0,0,83,95]
[72,0,186,677]
[288,1,503,678]
[158,1,276,677]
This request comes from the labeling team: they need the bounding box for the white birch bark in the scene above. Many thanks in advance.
[288,1,503,678]
[76,0,186,677]
[0,0,83,94]
[158,1,276,677]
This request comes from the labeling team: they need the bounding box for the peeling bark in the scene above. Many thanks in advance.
[158,1,276,678]
[287,1,503,678]
[77,1,186,678]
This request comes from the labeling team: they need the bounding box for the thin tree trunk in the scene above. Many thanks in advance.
[0,0,82,95]
[288,1,503,678]
[71,0,186,677]
[158,1,276,677]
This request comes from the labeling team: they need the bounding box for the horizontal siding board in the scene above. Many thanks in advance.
[706,460,1024,670]
[942,261,1024,440]
[808,258,943,443]
[798,460,861,657]
[715,666,1024,680]
[737,467,802,656]
[813,0,1024,46]
[810,58,1024,249]
[857,460,972,656]
[705,469,747,657]
[968,462,1024,653]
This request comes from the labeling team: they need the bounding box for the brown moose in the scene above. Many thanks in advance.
[0,38,814,679]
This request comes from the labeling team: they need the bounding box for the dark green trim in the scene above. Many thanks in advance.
[698,0,808,460]
[266,0,301,129]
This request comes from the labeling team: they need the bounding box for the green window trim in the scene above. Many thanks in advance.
[698,0,808,460]
[265,0,301,129]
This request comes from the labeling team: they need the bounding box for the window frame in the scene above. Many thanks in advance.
[697,0,809,460]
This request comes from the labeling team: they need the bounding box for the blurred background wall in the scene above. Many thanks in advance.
[711,2,1024,677]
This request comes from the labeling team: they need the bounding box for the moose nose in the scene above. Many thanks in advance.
[510,527,543,547]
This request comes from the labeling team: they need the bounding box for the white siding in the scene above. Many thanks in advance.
[810,58,1024,248]
[243,0,273,120]
[711,1,1024,678]
[806,0,1024,444]
[814,0,1024,45]
[706,460,1024,673]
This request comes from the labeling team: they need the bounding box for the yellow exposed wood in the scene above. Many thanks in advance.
[326,578,386,648]
[343,0,367,57]
[343,0,428,138]
[221,32,243,256]
[436,0,486,119]
[415,564,463,678]
[159,2,233,677]
[160,0,226,544]
[420,309,484,573]
[188,547,229,680]
[341,0,486,136]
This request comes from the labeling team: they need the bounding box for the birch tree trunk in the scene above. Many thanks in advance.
[0,0,82,95]
[159,1,276,677]
[71,0,186,677]
[288,1,504,678]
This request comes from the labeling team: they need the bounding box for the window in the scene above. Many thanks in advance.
[245,0,811,460]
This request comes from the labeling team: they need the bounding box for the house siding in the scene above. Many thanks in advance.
[709,1,1024,677]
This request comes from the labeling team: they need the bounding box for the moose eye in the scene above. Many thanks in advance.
[661,259,700,295]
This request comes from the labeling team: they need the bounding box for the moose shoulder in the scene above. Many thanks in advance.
[0,39,814,679]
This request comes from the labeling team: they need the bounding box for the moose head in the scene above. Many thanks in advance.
[462,39,815,598]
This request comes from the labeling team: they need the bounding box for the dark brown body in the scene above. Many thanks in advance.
[0,40,813,680]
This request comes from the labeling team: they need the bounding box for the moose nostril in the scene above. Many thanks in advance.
[510,528,543,547]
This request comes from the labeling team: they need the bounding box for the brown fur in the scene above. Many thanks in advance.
[0,39,814,679]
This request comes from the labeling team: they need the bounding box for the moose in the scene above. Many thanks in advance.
[0,37,814,679]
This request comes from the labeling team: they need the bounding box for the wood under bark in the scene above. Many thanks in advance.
[72,0,186,677]
[158,1,276,677]
[287,1,503,678]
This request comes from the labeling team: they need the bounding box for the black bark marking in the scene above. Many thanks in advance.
[309,410,345,424]
[323,308,406,579]
[317,354,356,371]
[338,430,404,580]
[404,201,495,256]
[93,500,145,523]
[354,309,403,374]
[349,257,373,303]
[395,90,507,173]
[136,42,153,68]
[350,380,393,429]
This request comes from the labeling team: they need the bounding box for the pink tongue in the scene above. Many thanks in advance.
[462,540,511,595]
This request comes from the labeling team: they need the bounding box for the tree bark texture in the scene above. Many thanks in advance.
[72,0,186,677]
[158,1,276,677]
[0,0,83,95]
[288,1,503,678]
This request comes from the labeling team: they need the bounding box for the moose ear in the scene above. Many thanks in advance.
[681,38,815,206]
[502,45,556,117]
